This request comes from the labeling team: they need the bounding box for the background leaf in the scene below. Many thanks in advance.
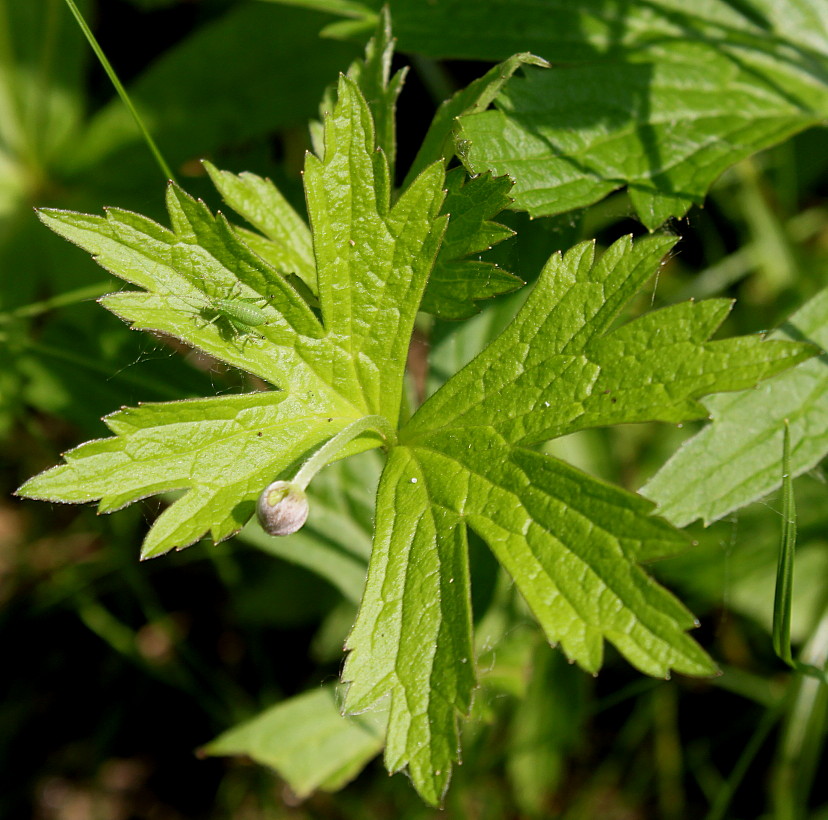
[389,0,828,228]
[643,285,828,526]
[421,169,521,319]
[202,684,386,798]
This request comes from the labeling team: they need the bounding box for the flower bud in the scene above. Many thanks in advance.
[257,480,309,536]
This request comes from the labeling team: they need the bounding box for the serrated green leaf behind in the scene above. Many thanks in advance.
[435,0,828,228]
[643,286,828,526]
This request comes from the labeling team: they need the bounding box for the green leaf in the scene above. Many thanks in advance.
[642,285,828,526]
[410,432,714,673]
[402,51,549,188]
[303,78,447,420]
[18,393,369,559]
[342,445,475,806]
[421,169,522,319]
[323,26,528,318]
[202,161,317,292]
[18,34,822,805]
[36,191,338,398]
[345,6,407,179]
[406,236,814,445]
[344,234,813,802]
[202,684,386,797]
[20,76,447,561]
[309,7,405,172]
[388,0,828,60]
[432,0,828,228]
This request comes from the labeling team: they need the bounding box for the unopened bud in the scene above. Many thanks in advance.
[257,481,309,536]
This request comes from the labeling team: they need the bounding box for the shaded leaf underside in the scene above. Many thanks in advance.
[386,0,828,227]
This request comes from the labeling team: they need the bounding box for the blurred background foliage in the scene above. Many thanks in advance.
[2,0,827,818]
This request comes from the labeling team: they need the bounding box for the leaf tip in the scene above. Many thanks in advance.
[139,545,167,562]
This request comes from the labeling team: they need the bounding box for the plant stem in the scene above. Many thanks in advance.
[61,0,176,182]
[0,280,112,322]
[293,415,395,490]
[771,603,828,820]
[704,699,784,820]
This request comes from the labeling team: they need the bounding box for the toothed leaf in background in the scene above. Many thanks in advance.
[421,169,522,319]
[643,285,828,527]
[428,0,828,229]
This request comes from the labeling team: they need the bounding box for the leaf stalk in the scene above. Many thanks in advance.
[61,0,176,182]
[293,414,395,490]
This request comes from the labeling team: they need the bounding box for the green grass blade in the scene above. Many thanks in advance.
[773,420,828,684]
[704,700,784,820]
[773,421,797,666]
[62,0,176,182]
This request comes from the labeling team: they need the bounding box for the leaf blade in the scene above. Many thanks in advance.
[421,169,522,319]
[407,430,716,678]
[342,446,474,806]
[447,2,828,227]
[18,393,369,558]
[304,75,447,419]
[202,684,386,798]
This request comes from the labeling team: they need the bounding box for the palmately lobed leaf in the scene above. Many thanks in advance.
[343,232,814,803]
[20,75,449,565]
[17,19,824,805]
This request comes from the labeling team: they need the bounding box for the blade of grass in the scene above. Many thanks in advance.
[62,0,176,182]
[773,421,797,666]
[705,421,828,820]
[771,604,828,820]
[773,421,828,684]
[703,699,785,820]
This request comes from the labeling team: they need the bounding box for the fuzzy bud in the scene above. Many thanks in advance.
[256,480,309,536]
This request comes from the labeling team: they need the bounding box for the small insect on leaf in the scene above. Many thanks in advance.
[212,297,269,328]
[182,282,272,346]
